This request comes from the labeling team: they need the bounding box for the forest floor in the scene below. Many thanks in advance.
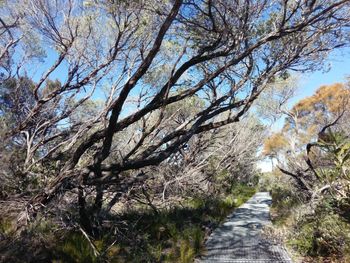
[197,192,293,263]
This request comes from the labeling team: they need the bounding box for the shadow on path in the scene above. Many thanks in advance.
[197,192,292,263]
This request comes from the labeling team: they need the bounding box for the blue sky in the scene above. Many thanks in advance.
[292,48,350,104]
[272,48,350,131]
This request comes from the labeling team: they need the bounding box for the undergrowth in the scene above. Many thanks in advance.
[1,184,256,263]
[267,178,350,262]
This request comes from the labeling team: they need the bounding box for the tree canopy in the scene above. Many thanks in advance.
[1,0,350,239]
[264,81,350,199]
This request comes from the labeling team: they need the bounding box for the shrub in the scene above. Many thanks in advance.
[289,207,350,258]
[314,213,350,256]
[270,185,301,225]
[54,232,98,263]
[179,240,195,263]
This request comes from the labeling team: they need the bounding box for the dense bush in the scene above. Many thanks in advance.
[262,166,350,261]
[289,205,350,258]
[1,184,256,262]
[270,185,302,225]
[267,177,350,261]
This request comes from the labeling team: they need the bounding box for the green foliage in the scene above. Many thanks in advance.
[67,183,254,262]
[147,243,163,262]
[267,166,350,261]
[0,218,61,263]
[268,171,350,260]
[55,233,98,263]
[179,240,195,263]
[230,183,257,207]
[0,217,14,236]
[289,209,350,257]
[223,195,235,207]
[288,220,314,255]
[0,183,256,262]
[318,131,350,178]
[270,184,301,225]
[53,232,124,263]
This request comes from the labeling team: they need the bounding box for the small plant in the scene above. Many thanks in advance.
[191,227,204,254]
[179,240,195,263]
[148,243,163,262]
[54,232,98,263]
[270,185,301,225]
[223,195,236,207]
[0,217,14,236]
[288,220,314,255]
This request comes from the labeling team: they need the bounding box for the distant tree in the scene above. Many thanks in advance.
[263,132,288,160]
[284,83,350,138]
[264,82,350,199]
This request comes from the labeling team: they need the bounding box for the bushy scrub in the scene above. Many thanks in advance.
[0,217,14,236]
[0,219,61,263]
[99,183,255,262]
[270,184,301,225]
[54,233,98,263]
[230,183,257,206]
[315,213,350,256]
[0,184,256,263]
[288,201,350,259]
[266,173,350,261]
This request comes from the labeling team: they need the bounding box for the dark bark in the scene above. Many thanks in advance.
[277,166,312,199]
[78,185,93,235]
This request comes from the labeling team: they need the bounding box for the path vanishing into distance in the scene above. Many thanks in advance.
[198,192,293,263]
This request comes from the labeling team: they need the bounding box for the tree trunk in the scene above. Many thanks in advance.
[78,185,93,235]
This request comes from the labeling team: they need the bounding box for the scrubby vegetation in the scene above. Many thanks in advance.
[266,182,350,262]
[1,0,350,262]
[262,82,350,262]
[1,183,256,262]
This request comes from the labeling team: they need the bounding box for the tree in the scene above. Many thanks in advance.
[1,0,350,233]
[263,132,288,159]
[264,82,350,199]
